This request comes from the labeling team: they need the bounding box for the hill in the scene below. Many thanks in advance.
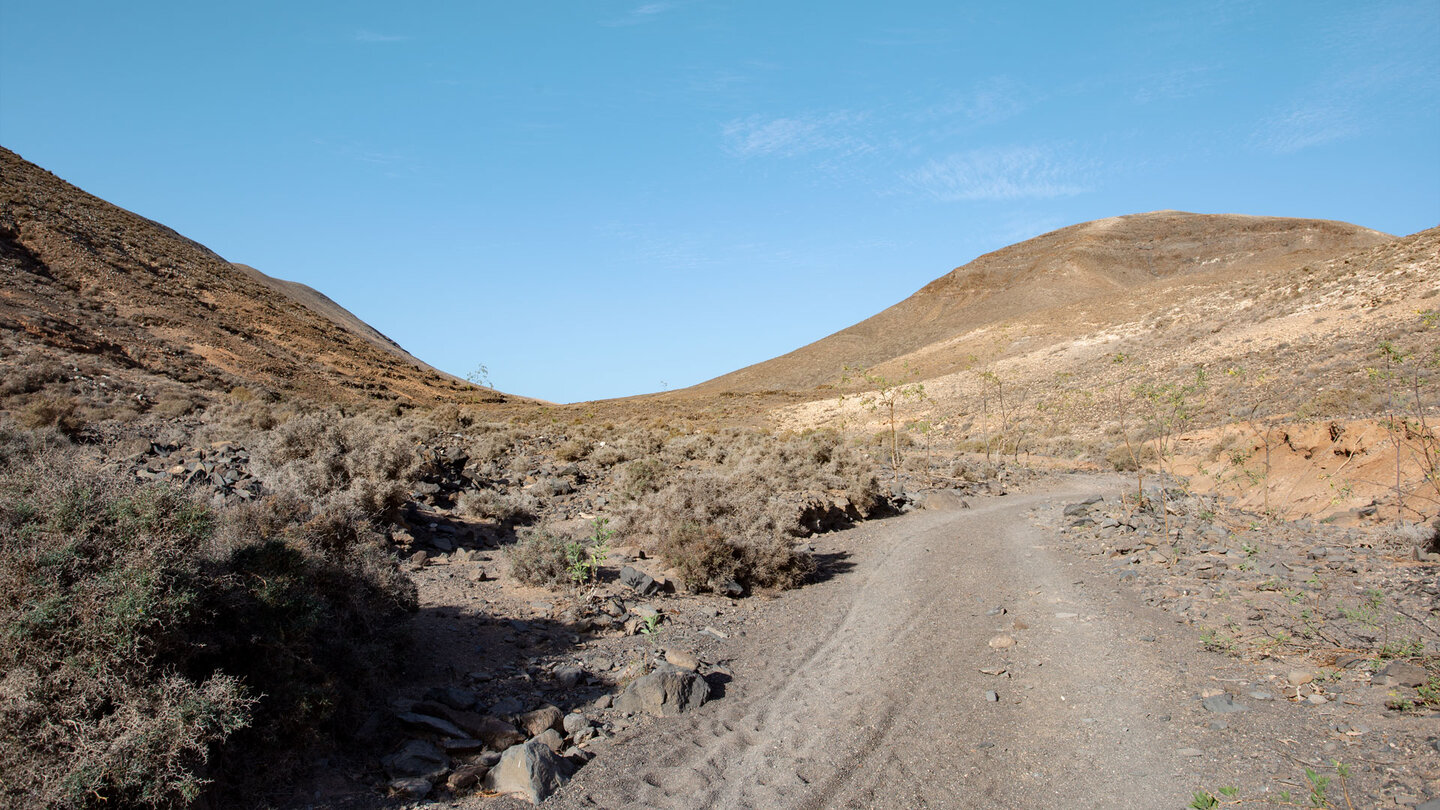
[694,212,1394,394]
[0,147,499,411]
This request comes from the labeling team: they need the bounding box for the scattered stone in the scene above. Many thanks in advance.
[593,694,613,710]
[482,740,570,804]
[1286,670,1315,687]
[1378,660,1428,688]
[620,566,659,596]
[988,635,1017,649]
[985,690,1000,702]
[1305,693,1328,705]
[553,665,584,690]
[1247,691,1275,701]
[533,728,565,753]
[562,713,591,736]
[396,711,468,739]
[986,606,1007,616]
[614,664,712,717]
[1201,694,1248,714]
[700,625,729,639]
[1177,748,1204,758]
[517,705,565,737]
[665,649,701,671]
[387,777,433,800]
[447,764,489,794]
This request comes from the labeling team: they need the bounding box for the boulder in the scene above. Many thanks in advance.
[482,740,570,804]
[615,664,712,717]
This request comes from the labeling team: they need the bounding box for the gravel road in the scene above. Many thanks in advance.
[533,483,1242,809]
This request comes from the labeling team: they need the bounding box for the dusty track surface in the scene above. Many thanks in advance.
[475,478,1336,810]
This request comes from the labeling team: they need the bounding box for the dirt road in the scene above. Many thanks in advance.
[529,482,1264,809]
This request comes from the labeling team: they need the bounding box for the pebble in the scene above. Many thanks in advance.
[1177,747,1204,757]
[988,635,1017,649]
[1286,670,1315,686]
[985,690,1000,702]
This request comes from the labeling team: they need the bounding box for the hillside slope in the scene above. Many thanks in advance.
[695,212,1393,394]
[0,147,496,407]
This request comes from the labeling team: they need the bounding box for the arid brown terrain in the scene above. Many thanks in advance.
[1,150,1435,810]
[1,147,501,413]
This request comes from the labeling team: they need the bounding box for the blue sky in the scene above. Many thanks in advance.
[2,1,1437,403]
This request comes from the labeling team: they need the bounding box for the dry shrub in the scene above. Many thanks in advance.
[249,410,418,519]
[618,430,874,592]
[657,521,741,589]
[553,437,591,462]
[591,443,627,467]
[469,429,518,463]
[505,529,571,587]
[0,349,66,396]
[616,457,666,501]
[456,488,537,523]
[19,395,85,437]
[0,443,415,809]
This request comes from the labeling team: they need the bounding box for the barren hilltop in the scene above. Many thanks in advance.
[695,211,1394,394]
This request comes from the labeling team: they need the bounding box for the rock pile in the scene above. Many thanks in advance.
[107,440,261,502]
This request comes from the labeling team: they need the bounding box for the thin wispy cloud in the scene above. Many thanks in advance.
[1131,65,1217,104]
[906,146,1089,201]
[919,77,1031,127]
[721,112,872,159]
[1252,102,1359,154]
[353,30,409,43]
